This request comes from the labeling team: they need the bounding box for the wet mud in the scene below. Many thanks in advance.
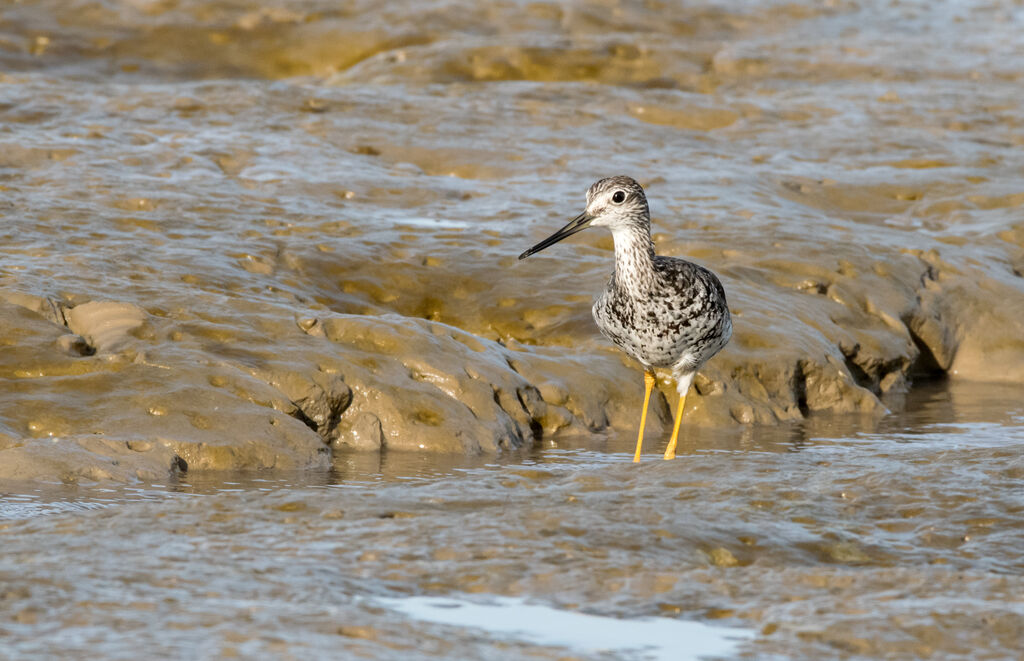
[2,1,1023,481]
[1,3,1024,656]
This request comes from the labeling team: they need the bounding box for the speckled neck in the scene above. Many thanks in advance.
[610,223,656,293]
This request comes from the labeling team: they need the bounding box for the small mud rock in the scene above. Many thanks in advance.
[65,301,147,353]
[332,412,384,451]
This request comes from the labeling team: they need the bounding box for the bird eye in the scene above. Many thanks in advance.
[611,191,626,204]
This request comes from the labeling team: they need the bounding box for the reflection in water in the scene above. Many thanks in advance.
[376,595,754,661]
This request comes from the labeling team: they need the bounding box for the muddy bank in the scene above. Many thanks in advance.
[1,0,1024,481]
[2,218,1021,482]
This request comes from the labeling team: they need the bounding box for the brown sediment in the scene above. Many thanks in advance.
[2,4,1023,659]
[0,0,1023,483]
[2,217,1020,482]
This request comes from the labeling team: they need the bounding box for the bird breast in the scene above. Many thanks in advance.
[591,265,731,372]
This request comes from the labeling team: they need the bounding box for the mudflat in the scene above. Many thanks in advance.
[1,1,1023,658]
[1,0,1022,479]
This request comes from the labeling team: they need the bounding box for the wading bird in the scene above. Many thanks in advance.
[519,176,731,461]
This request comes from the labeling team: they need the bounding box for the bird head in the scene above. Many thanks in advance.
[519,175,649,260]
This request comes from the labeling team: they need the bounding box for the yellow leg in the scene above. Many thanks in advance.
[663,390,687,460]
[633,371,656,463]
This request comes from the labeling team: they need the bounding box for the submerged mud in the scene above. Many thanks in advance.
[1,0,1024,482]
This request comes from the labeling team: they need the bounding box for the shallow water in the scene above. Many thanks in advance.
[2,381,1023,659]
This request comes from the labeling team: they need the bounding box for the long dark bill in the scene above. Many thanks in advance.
[518,211,594,260]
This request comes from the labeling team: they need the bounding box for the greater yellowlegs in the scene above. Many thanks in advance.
[519,176,732,461]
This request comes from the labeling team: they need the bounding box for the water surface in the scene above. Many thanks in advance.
[2,381,1023,658]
